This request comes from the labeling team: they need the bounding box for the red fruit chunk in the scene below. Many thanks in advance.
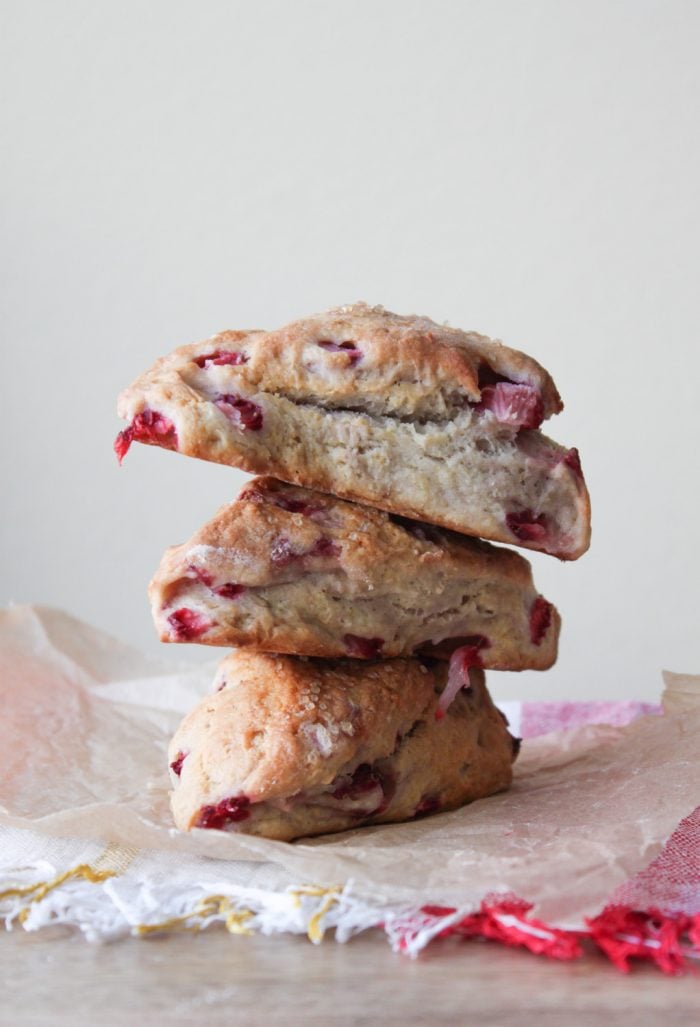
[193,350,248,368]
[170,751,187,777]
[239,486,264,503]
[530,596,553,645]
[241,486,327,521]
[332,764,382,801]
[215,393,263,431]
[415,795,441,818]
[215,583,246,599]
[308,536,340,558]
[114,430,132,464]
[317,339,363,365]
[271,494,324,517]
[477,382,544,430]
[331,764,394,815]
[196,795,251,830]
[167,608,213,640]
[562,447,583,479]
[277,497,313,514]
[506,510,548,543]
[343,634,385,659]
[187,565,245,599]
[188,564,215,588]
[114,410,178,465]
[436,638,489,720]
[270,535,340,567]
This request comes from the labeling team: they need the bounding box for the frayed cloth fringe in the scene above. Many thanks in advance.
[2,862,699,973]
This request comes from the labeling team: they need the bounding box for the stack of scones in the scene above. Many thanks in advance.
[115,303,590,841]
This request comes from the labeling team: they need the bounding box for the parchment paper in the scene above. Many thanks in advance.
[2,605,698,925]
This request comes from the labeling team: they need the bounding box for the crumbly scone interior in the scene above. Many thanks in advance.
[122,366,588,557]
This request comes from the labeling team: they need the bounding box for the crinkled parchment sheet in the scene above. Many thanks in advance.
[2,605,698,925]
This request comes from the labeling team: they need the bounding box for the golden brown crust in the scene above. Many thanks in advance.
[122,303,562,422]
[149,477,560,668]
[168,651,515,841]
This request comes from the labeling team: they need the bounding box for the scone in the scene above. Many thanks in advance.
[150,476,560,668]
[116,303,591,559]
[168,651,516,841]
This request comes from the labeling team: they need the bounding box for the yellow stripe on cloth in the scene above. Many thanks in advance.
[135,895,253,937]
[0,860,341,944]
[289,885,342,943]
[0,863,118,924]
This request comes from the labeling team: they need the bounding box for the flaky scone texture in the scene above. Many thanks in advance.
[116,303,591,559]
[168,651,516,842]
[150,476,560,668]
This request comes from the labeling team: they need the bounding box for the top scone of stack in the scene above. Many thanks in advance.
[116,303,590,560]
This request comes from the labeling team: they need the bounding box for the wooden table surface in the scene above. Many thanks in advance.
[1,925,696,1026]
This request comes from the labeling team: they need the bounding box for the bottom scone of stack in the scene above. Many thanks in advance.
[168,650,518,842]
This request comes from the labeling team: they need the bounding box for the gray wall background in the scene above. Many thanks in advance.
[2,0,699,700]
